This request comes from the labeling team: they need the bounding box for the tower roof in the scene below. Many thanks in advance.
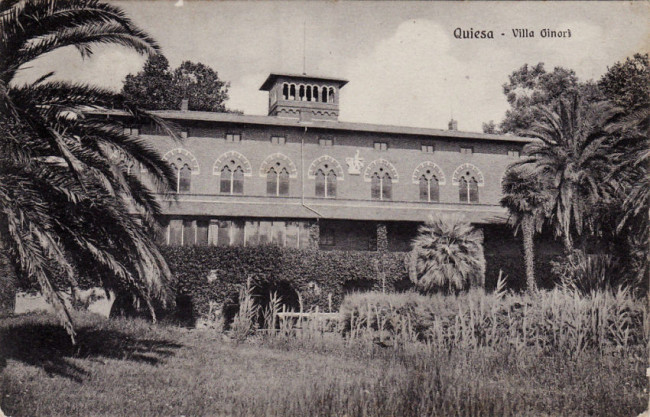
[259,73,348,91]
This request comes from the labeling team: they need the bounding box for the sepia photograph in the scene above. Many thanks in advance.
[0,0,649,416]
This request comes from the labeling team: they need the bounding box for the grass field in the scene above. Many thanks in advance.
[0,311,646,416]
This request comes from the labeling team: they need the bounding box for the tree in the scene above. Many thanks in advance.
[599,53,649,113]
[500,166,551,292]
[512,95,618,252]
[408,213,485,294]
[499,63,603,135]
[122,55,232,112]
[121,54,176,111]
[0,0,179,342]
[482,120,498,134]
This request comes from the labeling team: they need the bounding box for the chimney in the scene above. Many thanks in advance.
[448,119,458,131]
[180,98,189,111]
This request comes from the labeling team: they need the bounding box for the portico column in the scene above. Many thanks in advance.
[376,222,388,253]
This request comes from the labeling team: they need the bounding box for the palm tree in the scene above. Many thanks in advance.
[512,95,618,253]
[606,107,650,286]
[500,166,551,292]
[408,213,485,294]
[0,0,179,342]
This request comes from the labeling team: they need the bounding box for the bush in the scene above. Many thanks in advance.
[552,250,630,294]
[409,213,485,293]
[338,289,646,355]
[159,246,411,323]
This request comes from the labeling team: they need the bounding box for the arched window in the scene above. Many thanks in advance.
[419,172,440,203]
[266,162,290,196]
[313,86,319,102]
[306,85,312,101]
[282,83,288,100]
[171,159,191,193]
[322,87,328,103]
[315,169,337,198]
[289,84,296,100]
[219,160,245,195]
[328,87,335,103]
[163,148,199,194]
[370,168,392,200]
[459,174,479,203]
[298,85,305,101]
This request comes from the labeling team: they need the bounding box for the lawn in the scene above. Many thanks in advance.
[0,311,646,417]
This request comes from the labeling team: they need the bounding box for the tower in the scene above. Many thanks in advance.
[259,73,348,122]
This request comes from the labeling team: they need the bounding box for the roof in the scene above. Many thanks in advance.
[260,73,349,91]
[93,109,531,144]
[160,195,509,224]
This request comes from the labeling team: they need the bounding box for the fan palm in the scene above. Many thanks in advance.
[409,213,485,294]
[512,95,618,252]
[500,166,551,292]
[0,0,179,342]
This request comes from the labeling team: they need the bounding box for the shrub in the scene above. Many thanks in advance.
[552,250,629,294]
[408,213,485,294]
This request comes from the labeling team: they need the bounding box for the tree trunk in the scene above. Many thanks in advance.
[521,215,537,293]
[0,216,18,316]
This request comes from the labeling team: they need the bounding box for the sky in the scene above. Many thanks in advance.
[14,1,649,132]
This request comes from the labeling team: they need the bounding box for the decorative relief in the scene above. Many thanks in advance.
[345,149,365,175]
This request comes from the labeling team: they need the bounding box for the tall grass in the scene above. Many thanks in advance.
[339,287,646,356]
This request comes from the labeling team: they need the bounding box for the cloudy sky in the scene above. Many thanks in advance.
[14,1,649,132]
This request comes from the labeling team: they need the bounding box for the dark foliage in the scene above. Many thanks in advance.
[122,54,233,112]
[159,246,412,320]
[599,53,649,113]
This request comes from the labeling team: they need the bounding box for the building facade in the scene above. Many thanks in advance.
[108,73,530,253]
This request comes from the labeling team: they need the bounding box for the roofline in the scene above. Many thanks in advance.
[89,109,531,143]
[260,73,349,91]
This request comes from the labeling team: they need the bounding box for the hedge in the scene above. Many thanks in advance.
[159,246,412,321]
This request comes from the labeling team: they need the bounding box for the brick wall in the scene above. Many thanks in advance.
[141,121,523,206]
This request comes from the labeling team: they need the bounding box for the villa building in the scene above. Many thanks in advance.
[104,73,531,254]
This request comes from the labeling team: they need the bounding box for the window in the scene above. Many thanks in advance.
[315,168,337,198]
[266,163,290,196]
[459,173,479,203]
[370,169,392,200]
[271,135,286,145]
[219,162,244,195]
[508,149,520,158]
[374,142,388,151]
[419,173,440,202]
[226,133,241,143]
[421,144,435,153]
[171,159,192,193]
[460,146,473,155]
[320,227,335,246]
[319,138,333,147]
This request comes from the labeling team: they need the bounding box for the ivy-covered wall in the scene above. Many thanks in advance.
[159,246,411,320]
